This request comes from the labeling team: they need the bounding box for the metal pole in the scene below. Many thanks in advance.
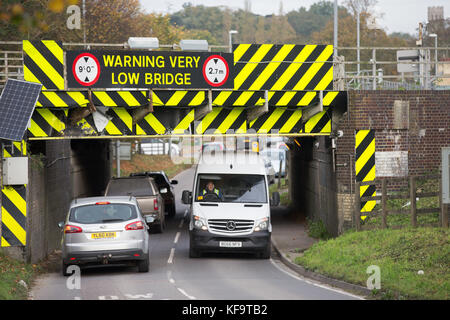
[334,0,338,57]
[83,0,87,47]
[435,36,438,77]
[372,49,376,90]
[116,140,120,177]
[357,11,360,85]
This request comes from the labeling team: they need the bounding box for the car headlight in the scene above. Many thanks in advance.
[193,215,208,231]
[254,217,269,232]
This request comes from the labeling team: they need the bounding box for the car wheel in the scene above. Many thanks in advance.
[137,254,149,273]
[62,262,71,277]
[189,244,201,258]
[168,204,176,218]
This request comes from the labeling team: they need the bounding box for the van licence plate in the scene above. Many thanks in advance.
[91,232,116,239]
[219,241,242,248]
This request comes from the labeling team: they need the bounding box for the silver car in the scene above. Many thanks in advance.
[59,196,151,276]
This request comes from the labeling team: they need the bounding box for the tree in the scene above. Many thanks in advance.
[311,9,410,75]
[0,0,79,41]
[286,1,342,43]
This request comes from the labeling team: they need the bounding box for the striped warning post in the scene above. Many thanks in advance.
[1,141,27,247]
[355,129,376,220]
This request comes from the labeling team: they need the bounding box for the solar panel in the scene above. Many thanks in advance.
[0,79,42,141]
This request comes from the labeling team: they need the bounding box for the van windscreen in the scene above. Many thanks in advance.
[195,174,267,203]
[106,178,154,196]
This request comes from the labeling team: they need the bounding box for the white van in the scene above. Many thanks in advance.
[182,151,280,259]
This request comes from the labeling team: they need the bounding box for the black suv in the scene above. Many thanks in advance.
[130,171,178,218]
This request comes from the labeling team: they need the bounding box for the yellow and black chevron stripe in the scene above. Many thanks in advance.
[1,185,27,247]
[1,141,27,247]
[249,107,331,134]
[2,141,27,158]
[23,40,64,90]
[34,90,345,108]
[233,44,333,91]
[26,105,335,138]
[355,129,376,220]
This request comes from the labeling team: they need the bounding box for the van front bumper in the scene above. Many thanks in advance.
[190,229,270,253]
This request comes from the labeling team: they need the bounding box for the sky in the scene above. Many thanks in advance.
[139,0,450,35]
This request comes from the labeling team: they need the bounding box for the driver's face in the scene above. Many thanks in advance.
[207,182,214,191]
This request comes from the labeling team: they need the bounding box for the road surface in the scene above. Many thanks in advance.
[30,167,361,300]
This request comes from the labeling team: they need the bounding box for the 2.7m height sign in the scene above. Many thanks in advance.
[66,50,234,89]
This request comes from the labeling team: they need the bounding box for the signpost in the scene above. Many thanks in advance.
[66,50,234,89]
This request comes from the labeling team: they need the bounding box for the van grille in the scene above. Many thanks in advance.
[207,219,254,233]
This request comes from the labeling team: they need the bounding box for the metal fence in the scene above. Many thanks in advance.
[334,46,450,90]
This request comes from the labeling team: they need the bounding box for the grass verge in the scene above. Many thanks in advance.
[112,154,191,178]
[269,178,290,206]
[0,251,40,300]
[294,227,449,300]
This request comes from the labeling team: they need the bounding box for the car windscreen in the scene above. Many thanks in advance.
[195,174,267,203]
[106,178,154,196]
[69,203,138,224]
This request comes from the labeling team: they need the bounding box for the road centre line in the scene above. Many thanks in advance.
[167,271,175,284]
[167,248,175,264]
[174,232,181,244]
[178,218,184,229]
[177,287,196,300]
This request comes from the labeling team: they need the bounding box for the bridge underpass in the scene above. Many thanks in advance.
[0,41,349,263]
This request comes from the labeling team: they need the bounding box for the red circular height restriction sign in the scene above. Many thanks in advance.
[72,53,101,86]
[202,55,229,87]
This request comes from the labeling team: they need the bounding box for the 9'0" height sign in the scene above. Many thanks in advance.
[66,50,234,89]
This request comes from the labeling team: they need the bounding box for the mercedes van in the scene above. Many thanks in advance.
[182,151,280,259]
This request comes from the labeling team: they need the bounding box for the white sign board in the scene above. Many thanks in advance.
[397,50,419,73]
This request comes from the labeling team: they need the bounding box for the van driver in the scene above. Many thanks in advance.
[202,181,223,201]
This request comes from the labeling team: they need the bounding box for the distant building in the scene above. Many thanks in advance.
[428,6,444,22]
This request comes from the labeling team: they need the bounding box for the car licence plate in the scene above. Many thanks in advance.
[91,232,116,239]
[219,241,242,248]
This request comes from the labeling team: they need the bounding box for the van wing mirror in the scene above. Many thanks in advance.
[171,180,178,185]
[270,192,280,206]
[182,190,192,204]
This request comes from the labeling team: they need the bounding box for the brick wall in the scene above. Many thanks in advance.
[335,90,450,225]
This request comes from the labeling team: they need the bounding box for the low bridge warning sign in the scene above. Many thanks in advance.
[66,50,234,89]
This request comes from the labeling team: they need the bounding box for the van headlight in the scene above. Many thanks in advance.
[193,215,208,231]
[254,217,269,232]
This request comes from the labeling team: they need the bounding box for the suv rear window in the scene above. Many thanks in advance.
[106,178,154,196]
[69,203,138,224]
[147,174,168,187]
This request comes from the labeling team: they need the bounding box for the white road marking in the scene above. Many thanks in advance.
[124,293,154,299]
[174,232,181,244]
[167,271,175,284]
[269,258,365,300]
[98,295,119,300]
[177,287,196,300]
[167,248,175,264]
